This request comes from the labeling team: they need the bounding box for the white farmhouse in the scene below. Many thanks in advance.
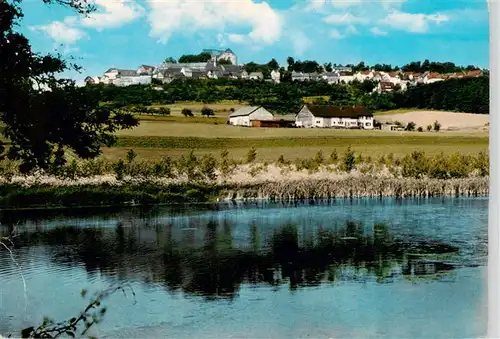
[228,106,274,127]
[270,70,281,83]
[113,75,152,87]
[295,104,374,129]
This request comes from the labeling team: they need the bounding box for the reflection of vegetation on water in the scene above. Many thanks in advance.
[2,220,460,299]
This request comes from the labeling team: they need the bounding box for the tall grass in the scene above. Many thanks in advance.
[0,148,489,207]
[0,148,489,183]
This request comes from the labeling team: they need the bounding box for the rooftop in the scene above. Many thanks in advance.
[305,105,372,118]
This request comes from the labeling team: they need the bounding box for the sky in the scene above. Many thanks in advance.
[18,0,489,84]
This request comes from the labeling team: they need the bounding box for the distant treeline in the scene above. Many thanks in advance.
[86,76,489,114]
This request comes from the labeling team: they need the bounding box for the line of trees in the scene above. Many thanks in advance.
[87,75,489,114]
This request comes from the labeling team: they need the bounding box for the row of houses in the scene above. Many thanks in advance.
[85,62,281,87]
[84,46,483,91]
[290,68,484,93]
[228,105,374,130]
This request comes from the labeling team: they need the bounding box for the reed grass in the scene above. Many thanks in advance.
[0,148,488,208]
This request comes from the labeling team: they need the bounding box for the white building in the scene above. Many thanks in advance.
[113,75,152,87]
[321,71,340,84]
[203,48,238,65]
[270,70,281,83]
[137,65,155,75]
[228,106,274,127]
[295,104,373,129]
[248,72,264,80]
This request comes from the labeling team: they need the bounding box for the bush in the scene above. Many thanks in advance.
[313,150,324,165]
[201,107,215,117]
[417,126,423,132]
[246,147,257,164]
[178,150,202,181]
[340,146,356,172]
[433,120,441,132]
[405,121,416,131]
[157,107,171,116]
[329,149,338,163]
[400,150,428,178]
[113,159,126,180]
[182,108,194,117]
[126,149,137,163]
[199,154,218,181]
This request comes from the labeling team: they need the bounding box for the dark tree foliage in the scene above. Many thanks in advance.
[164,56,177,63]
[0,0,139,173]
[178,52,212,63]
[87,74,489,115]
[217,58,232,65]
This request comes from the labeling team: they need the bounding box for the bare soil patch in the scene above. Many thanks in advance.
[376,110,489,131]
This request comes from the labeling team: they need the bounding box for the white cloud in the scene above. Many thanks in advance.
[346,25,359,34]
[370,27,388,36]
[227,34,248,44]
[30,18,87,45]
[330,29,345,39]
[147,0,283,45]
[330,0,364,8]
[80,0,145,30]
[323,12,368,25]
[290,30,312,56]
[381,10,449,33]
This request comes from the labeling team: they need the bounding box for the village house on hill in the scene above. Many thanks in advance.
[295,104,374,129]
[203,48,238,65]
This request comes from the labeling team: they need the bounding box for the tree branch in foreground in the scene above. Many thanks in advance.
[19,284,136,338]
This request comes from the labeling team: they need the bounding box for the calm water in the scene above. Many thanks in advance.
[0,198,488,338]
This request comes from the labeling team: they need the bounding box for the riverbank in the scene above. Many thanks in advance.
[0,175,488,209]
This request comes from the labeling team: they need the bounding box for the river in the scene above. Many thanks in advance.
[0,197,488,338]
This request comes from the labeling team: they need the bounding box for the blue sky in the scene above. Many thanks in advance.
[19,0,489,83]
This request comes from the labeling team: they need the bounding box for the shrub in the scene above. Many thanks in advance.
[182,108,193,117]
[329,149,338,163]
[246,147,257,164]
[417,126,423,132]
[400,150,428,178]
[355,153,363,164]
[340,146,356,172]
[433,120,441,132]
[178,150,201,181]
[426,124,432,131]
[113,159,126,180]
[276,154,290,167]
[474,151,489,176]
[219,149,234,178]
[199,154,218,181]
[313,150,324,165]
[405,121,416,131]
[157,107,171,116]
[427,153,449,179]
[152,156,175,178]
[126,149,137,164]
[201,107,215,117]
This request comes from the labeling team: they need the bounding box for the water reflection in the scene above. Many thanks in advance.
[2,219,462,299]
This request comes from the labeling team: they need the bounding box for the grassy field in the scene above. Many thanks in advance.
[0,101,489,164]
[150,100,246,118]
[108,105,489,162]
[118,120,488,138]
[101,131,488,162]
